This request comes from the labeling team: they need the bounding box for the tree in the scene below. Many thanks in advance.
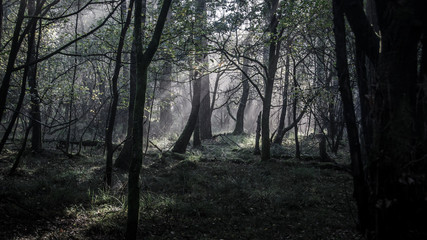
[335,0,427,238]
[27,0,43,152]
[105,0,133,187]
[126,0,172,238]
[172,0,206,153]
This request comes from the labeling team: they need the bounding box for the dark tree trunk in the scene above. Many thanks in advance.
[66,0,80,154]
[0,0,3,47]
[172,68,201,153]
[115,6,141,171]
[197,0,212,140]
[28,0,43,152]
[126,0,171,238]
[261,0,281,161]
[333,0,370,234]
[0,0,26,124]
[369,4,424,238]
[254,111,261,155]
[105,0,133,187]
[9,122,32,175]
[292,75,300,159]
[273,54,290,144]
[340,0,427,239]
[233,58,250,135]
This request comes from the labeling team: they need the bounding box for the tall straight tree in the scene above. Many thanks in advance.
[126,0,172,238]
[261,0,282,161]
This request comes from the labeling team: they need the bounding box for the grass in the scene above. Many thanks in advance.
[0,135,359,239]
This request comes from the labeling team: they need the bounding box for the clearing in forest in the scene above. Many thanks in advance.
[0,135,360,239]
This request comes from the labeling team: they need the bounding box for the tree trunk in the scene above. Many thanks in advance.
[369,5,424,238]
[292,68,300,159]
[197,0,212,140]
[233,58,250,135]
[172,67,201,153]
[105,0,133,187]
[0,0,26,125]
[126,0,171,238]
[115,6,141,171]
[333,0,370,233]
[159,10,173,133]
[27,0,43,152]
[261,0,281,161]
[273,54,290,144]
[254,111,261,155]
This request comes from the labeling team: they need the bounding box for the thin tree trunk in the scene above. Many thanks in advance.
[9,123,32,175]
[292,69,300,159]
[105,0,133,187]
[66,0,80,154]
[159,9,173,133]
[115,3,142,171]
[254,111,261,155]
[273,54,290,144]
[28,0,43,152]
[0,0,26,124]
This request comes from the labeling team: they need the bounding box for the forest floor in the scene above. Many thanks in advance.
[0,135,361,240]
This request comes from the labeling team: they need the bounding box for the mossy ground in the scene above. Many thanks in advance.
[0,135,360,239]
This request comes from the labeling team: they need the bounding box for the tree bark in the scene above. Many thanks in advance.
[126,0,172,238]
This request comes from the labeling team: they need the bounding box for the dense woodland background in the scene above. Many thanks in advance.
[0,0,426,239]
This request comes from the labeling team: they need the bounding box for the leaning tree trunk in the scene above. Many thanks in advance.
[172,67,201,153]
[0,0,26,125]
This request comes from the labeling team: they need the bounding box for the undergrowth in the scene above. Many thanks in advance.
[0,135,359,239]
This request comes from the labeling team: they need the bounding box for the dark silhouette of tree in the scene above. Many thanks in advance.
[126,0,172,238]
